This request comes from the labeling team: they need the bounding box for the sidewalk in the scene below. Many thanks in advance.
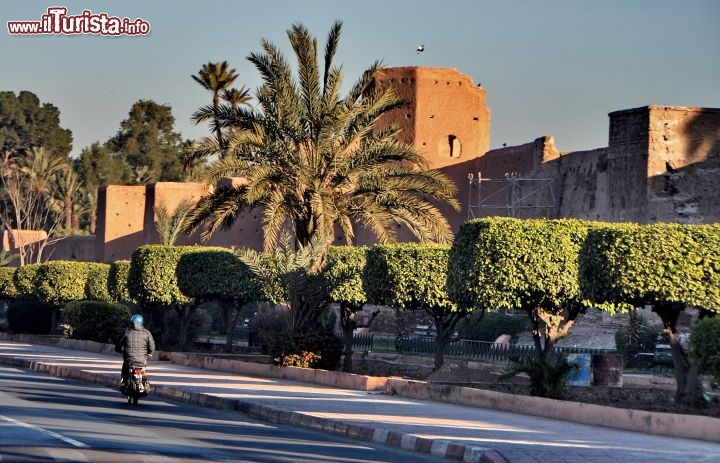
[1,337,719,463]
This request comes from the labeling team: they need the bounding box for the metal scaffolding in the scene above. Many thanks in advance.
[467,173,557,220]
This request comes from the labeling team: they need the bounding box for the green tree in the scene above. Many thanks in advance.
[448,218,589,357]
[127,245,195,349]
[580,222,720,404]
[183,21,459,257]
[191,61,250,153]
[107,100,185,183]
[448,218,589,398]
[323,245,372,372]
[176,248,257,352]
[364,243,464,370]
[0,91,72,158]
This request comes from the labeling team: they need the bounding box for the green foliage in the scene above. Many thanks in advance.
[0,90,73,157]
[13,263,41,298]
[448,217,588,313]
[183,21,459,250]
[34,261,89,304]
[0,267,19,300]
[236,233,327,326]
[252,306,341,371]
[458,311,527,342]
[688,316,720,384]
[108,260,135,304]
[106,100,185,183]
[324,246,368,306]
[128,245,193,307]
[62,300,131,343]
[176,247,257,304]
[500,351,580,399]
[85,262,112,302]
[7,300,53,334]
[364,243,455,312]
[74,142,130,189]
[580,223,720,312]
[154,198,194,246]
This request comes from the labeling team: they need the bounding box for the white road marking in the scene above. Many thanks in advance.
[46,448,88,462]
[0,414,88,448]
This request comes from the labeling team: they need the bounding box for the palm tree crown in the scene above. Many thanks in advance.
[183,21,460,252]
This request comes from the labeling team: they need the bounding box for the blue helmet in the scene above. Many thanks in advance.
[131,314,144,325]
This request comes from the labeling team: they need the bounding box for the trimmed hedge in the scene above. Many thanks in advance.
[34,261,90,304]
[128,245,193,307]
[364,243,455,312]
[0,267,19,300]
[13,263,41,299]
[447,217,588,313]
[176,247,257,303]
[108,260,135,304]
[85,262,112,302]
[324,246,368,307]
[580,222,720,312]
[62,300,131,343]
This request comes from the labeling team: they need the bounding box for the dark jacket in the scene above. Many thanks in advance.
[115,321,155,367]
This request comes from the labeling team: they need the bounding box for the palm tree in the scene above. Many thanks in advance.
[221,87,252,110]
[154,198,194,245]
[191,61,240,150]
[183,21,460,259]
[51,166,81,231]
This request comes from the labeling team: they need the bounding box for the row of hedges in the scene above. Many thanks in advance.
[1,218,717,387]
[0,260,131,305]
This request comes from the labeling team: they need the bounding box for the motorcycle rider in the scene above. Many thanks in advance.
[115,314,155,389]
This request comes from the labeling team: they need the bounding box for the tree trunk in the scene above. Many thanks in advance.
[223,302,234,353]
[341,307,355,373]
[64,198,72,230]
[655,303,704,404]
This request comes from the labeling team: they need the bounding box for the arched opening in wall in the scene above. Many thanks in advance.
[449,135,461,158]
[437,135,462,159]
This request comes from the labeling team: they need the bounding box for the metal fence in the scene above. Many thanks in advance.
[351,333,614,363]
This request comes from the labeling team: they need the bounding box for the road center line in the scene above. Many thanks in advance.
[0,414,89,448]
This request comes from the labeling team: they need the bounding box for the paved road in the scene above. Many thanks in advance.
[0,365,449,462]
[1,340,719,463]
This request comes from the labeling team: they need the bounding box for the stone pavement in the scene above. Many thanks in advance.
[1,339,719,463]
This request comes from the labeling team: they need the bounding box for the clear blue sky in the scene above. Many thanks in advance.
[2,0,719,158]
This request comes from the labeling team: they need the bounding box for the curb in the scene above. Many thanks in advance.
[0,355,509,463]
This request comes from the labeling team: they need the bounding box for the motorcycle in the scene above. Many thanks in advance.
[120,365,150,405]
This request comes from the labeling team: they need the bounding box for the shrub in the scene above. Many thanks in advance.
[128,245,192,307]
[500,351,580,399]
[34,261,90,304]
[13,264,42,299]
[108,260,135,304]
[85,263,112,302]
[7,300,53,334]
[63,300,132,343]
[688,316,720,386]
[251,305,341,370]
[0,267,19,300]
